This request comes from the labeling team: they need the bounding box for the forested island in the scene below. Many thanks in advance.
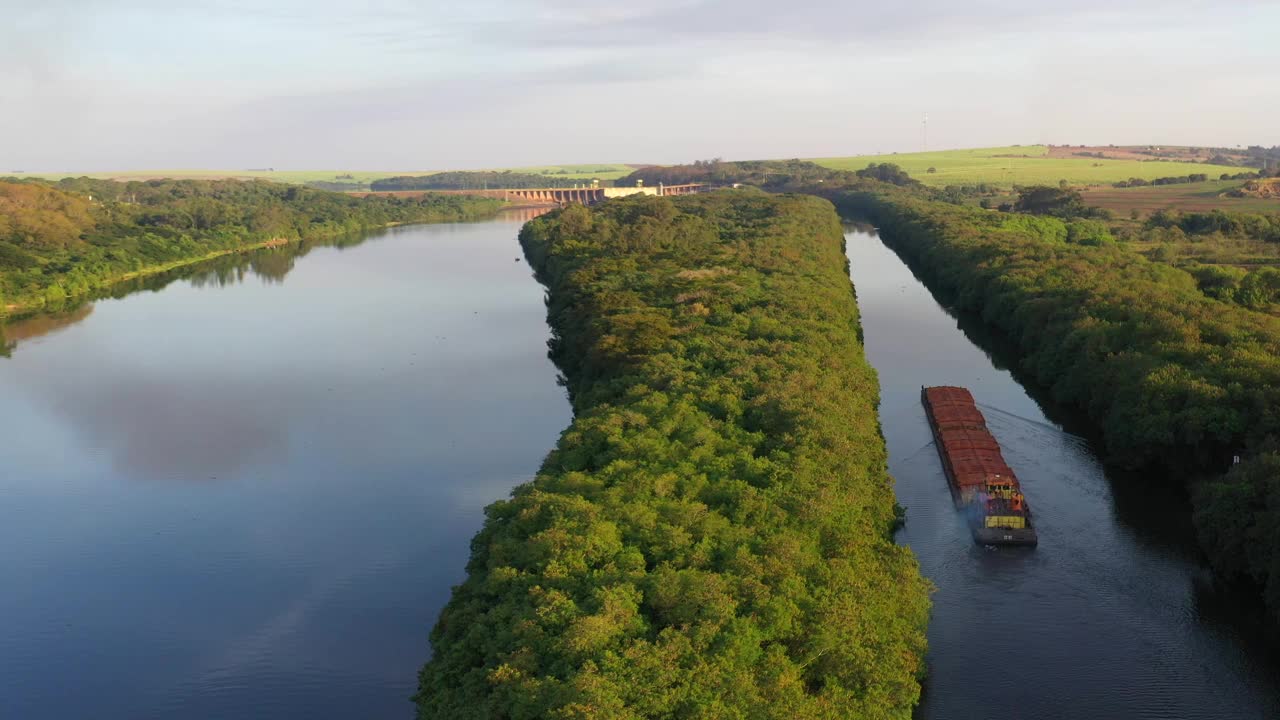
[416,192,931,718]
[0,177,501,314]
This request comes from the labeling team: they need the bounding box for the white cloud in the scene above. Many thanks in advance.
[1,0,1276,170]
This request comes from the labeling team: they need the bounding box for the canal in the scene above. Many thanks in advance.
[845,227,1280,720]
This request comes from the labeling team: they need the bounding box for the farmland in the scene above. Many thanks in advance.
[1083,179,1280,216]
[811,145,1243,188]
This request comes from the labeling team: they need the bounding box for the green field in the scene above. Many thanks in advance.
[811,145,1243,188]
[10,163,639,185]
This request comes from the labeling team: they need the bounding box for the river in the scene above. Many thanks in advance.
[2,216,1277,719]
[0,214,570,719]
[845,228,1280,720]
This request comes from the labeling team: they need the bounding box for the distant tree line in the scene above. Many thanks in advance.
[618,159,853,188]
[0,177,500,313]
[305,180,369,192]
[371,171,606,191]
[1112,173,1212,188]
[416,192,931,718]
[1110,172,1268,189]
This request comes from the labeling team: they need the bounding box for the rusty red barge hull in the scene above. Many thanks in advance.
[922,386,1038,546]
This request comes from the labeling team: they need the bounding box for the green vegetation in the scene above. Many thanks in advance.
[1140,209,1280,246]
[371,170,607,191]
[1111,171,1256,188]
[1009,185,1108,220]
[1083,180,1280,217]
[1194,448,1280,618]
[416,192,930,719]
[512,152,1280,632]
[619,159,846,189]
[854,163,919,187]
[831,186,1280,622]
[0,178,500,314]
[810,146,1242,188]
[13,163,638,188]
[504,164,636,181]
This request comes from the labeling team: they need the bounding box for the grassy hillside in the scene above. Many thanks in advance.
[812,146,1242,188]
[10,164,639,186]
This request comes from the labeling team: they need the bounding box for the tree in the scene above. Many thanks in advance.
[856,163,918,186]
[1013,185,1089,218]
[1066,220,1114,246]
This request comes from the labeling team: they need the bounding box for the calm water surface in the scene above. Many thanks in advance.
[0,216,570,719]
[5,217,1278,719]
[846,229,1280,720]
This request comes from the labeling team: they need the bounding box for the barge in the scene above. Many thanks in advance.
[922,386,1038,546]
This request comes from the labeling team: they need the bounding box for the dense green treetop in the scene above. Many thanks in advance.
[417,192,930,719]
[853,163,918,187]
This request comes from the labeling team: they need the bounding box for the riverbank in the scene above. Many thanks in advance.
[834,187,1280,624]
[0,178,502,318]
[843,225,1280,720]
[3,236,296,317]
[0,217,494,318]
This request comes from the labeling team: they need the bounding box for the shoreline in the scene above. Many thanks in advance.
[2,236,295,319]
[1,210,503,319]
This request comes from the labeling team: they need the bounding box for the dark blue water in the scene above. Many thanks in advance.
[0,216,570,719]
[846,228,1280,720]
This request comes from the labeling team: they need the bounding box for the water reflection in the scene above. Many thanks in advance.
[122,242,313,295]
[39,373,296,480]
[1,232,382,357]
[499,205,558,223]
[2,209,554,357]
[0,219,572,719]
[0,304,95,356]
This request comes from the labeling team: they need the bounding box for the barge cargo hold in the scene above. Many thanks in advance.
[922,386,1038,546]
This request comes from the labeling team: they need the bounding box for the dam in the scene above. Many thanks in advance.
[355,182,706,206]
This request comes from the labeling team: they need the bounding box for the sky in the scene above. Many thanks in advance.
[3,0,1278,171]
